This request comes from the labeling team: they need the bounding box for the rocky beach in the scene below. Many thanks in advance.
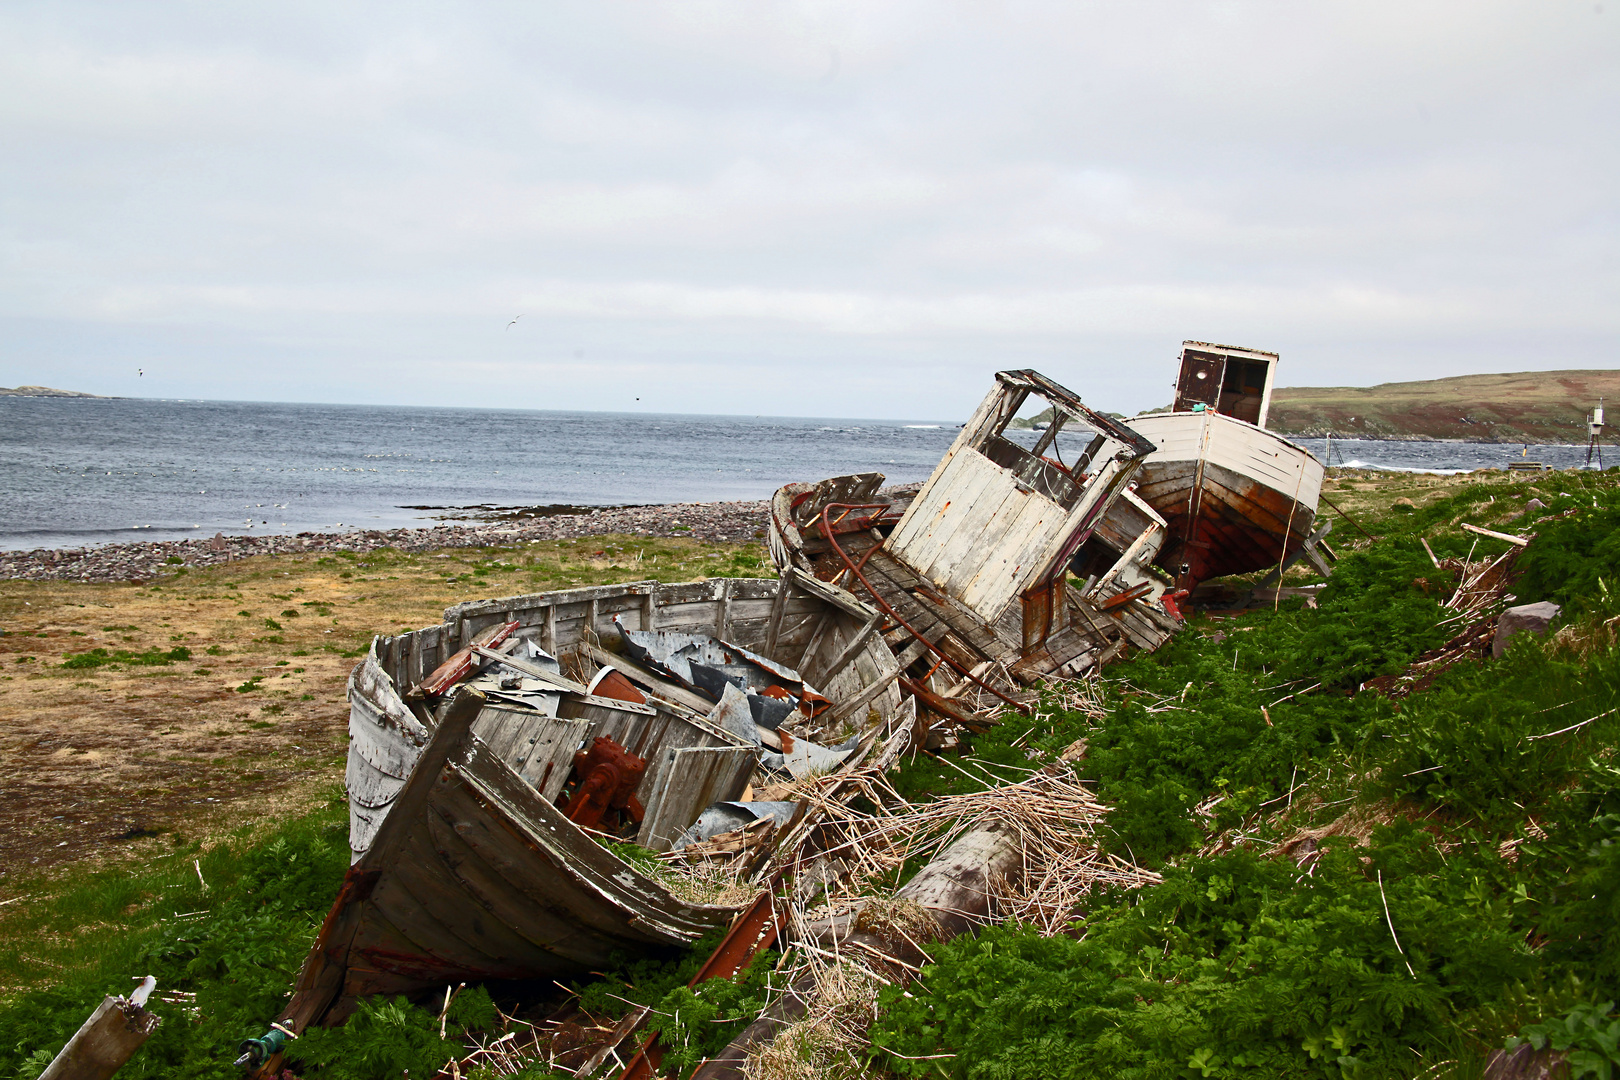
[0,498,772,584]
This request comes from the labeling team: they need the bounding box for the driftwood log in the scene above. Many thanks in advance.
[38,979,160,1080]
[687,820,1022,1080]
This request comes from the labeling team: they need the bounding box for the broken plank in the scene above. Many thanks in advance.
[816,614,883,689]
[576,642,717,716]
[828,667,902,724]
[1460,522,1530,547]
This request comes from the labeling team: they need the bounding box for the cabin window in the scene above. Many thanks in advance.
[972,390,1106,510]
[1215,358,1270,425]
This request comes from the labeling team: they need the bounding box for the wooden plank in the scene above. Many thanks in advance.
[384,826,558,970]
[797,607,837,672]
[452,738,729,938]
[470,703,537,759]
[943,469,1038,591]
[656,579,731,605]
[349,694,425,781]
[892,637,929,671]
[927,462,1024,588]
[1461,522,1530,547]
[38,992,160,1080]
[445,581,659,623]
[785,568,881,621]
[815,613,882,689]
[954,491,1064,619]
[920,450,1021,572]
[346,751,404,813]
[513,717,590,800]
[638,745,757,852]
[828,666,902,724]
[764,575,791,655]
[894,450,1008,583]
[473,646,590,695]
[715,579,732,639]
[360,687,485,878]
[421,803,615,965]
[578,642,719,717]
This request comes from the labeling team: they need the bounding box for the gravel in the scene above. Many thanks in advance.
[0,499,772,584]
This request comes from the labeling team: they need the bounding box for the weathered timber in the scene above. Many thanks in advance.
[38,985,160,1080]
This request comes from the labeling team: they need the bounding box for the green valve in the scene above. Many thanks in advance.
[235,1026,290,1069]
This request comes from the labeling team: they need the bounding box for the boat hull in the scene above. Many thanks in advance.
[280,575,904,1034]
[1127,411,1323,588]
[288,693,730,1030]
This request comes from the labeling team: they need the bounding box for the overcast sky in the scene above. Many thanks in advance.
[2,2,1615,419]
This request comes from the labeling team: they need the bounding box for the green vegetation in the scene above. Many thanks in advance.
[873,469,1620,1078]
[0,794,351,1079]
[1268,369,1620,442]
[60,645,192,669]
[291,989,496,1080]
[12,472,1617,1077]
[0,793,686,1080]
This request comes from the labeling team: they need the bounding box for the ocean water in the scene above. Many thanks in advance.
[0,396,968,551]
[1295,437,1609,475]
[1,396,1608,552]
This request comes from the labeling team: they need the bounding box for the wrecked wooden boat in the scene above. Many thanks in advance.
[1127,341,1325,590]
[262,575,907,1058]
[769,370,1181,736]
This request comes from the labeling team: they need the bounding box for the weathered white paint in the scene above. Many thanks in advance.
[1129,411,1323,514]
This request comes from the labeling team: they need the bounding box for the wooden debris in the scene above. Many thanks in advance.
[38,978,160,1080]
[1461,521,1531,547]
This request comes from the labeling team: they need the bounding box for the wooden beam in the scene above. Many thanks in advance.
[815,613,882,689]
[764,575,791,655]
[576,642,716,716]
[828,667,901,724]
[1461,522,1530,547]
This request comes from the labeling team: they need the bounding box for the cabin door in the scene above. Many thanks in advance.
[1174,352,1224,412]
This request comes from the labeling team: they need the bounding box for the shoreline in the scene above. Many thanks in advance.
[0,499,771,584]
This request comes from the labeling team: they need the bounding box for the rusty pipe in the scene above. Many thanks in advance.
[817,503,1031,717]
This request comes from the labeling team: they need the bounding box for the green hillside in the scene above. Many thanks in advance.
[1269,369,1619,443]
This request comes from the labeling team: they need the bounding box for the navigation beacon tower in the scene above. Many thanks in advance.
[1587,398,1606,469]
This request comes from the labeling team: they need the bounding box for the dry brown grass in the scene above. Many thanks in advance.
[1551,613,1620,662]
[745,961,879,1080]
[0,534,762,881]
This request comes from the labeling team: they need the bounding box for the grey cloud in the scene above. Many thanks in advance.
[1,1,1615,419]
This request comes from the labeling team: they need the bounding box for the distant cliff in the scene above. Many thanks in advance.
[0,385,106,398]
[1267,370,1619,443]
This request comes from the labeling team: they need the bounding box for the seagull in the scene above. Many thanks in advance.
[137,368,144,377]
[506,315,523,330]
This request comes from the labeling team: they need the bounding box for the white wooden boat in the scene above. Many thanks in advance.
[269,575,905,1044]
[1127,342,1325,589]
[768,371,1182,708]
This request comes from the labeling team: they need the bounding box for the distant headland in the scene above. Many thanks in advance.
[1268,369,1618,443]
[0,385,108,398]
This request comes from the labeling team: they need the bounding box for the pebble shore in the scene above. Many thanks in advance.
[0,500,771,584]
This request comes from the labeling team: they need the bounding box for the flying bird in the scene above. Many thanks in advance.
[506,315,523,330]
[137,368,144,377]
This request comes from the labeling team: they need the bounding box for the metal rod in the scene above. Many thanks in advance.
[817,502,1031,716]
